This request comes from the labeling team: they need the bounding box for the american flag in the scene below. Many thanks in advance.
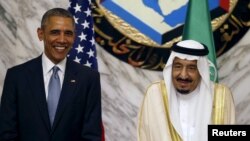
[68,0,98,70]
[68,0,105,140]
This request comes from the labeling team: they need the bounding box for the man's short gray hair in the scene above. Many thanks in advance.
[41,8,75,28]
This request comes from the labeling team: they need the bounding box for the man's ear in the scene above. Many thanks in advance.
[37,28,43,41]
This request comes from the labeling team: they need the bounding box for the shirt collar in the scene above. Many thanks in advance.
[42,53,67,74]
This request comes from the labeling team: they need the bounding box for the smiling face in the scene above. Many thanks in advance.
[37,16,75,64]
[172,57,201,94]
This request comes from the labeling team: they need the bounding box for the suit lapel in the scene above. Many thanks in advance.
[28,56,51,132]
[51,60,78,132]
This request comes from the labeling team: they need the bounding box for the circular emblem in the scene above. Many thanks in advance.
[93,0,250,71]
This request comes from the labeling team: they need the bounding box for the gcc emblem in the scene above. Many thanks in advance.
[93,0,250,71]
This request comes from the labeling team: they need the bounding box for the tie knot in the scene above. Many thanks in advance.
[53,66,59,72]
[52,66,60,78]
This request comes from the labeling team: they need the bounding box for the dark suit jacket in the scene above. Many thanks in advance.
[0,55,102,141]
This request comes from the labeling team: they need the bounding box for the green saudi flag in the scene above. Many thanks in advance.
[182,0,218,82]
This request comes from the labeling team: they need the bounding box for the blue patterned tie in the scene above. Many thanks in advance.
[47,66,61,126]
